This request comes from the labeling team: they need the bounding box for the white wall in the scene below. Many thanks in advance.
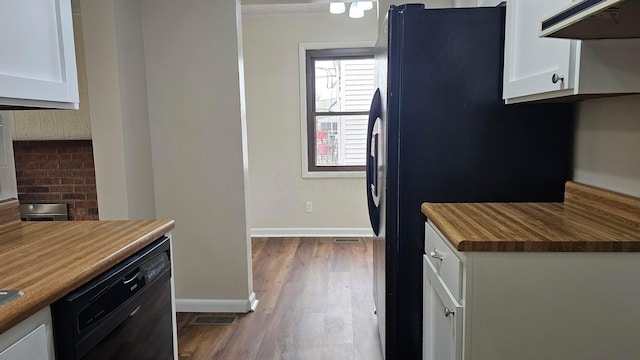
[574,95,640,197]
[81,0,156,220]
[141,0,254,308]
[242,7,377,233]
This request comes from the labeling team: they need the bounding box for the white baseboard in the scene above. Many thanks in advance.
[250,227,374,238]
[176,291,259,313]
[248,292,259,312]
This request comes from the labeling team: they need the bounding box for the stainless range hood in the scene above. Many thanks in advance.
[540,0,640,39]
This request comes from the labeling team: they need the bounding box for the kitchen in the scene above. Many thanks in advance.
[1,0,640,360]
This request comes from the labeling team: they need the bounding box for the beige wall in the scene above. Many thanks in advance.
[113,0,156,220]
[377,0,454,30]
[141,0,253,304]
[574,95,640,197]
[242,7,377,231]
[81,0,156,220]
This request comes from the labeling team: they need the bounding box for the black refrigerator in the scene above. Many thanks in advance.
[366,4,575,359]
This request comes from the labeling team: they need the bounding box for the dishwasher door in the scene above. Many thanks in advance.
[82,276,173,359]
[51,237,174,360]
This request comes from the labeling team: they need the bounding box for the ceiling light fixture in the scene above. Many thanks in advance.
[349,2,365,18]
[330,2,346,14]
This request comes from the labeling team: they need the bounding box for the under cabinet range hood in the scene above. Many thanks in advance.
[540,0,640,39]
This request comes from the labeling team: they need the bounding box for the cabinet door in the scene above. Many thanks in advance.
[0,325,51,360]
[0,0,78,109]
[423,256,463,360]
[503,0,573,101]
[0,113,17,200]
[0,308,54,360]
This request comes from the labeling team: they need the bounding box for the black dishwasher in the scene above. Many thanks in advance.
[51,236,174,360]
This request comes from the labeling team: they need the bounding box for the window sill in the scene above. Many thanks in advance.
[302,170,365,179]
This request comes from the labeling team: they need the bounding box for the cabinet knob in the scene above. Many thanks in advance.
[552,73,565,84]
[429,249,443,261]
[444,308,455,317]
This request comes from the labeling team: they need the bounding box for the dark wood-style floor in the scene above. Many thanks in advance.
[176,237,383,360]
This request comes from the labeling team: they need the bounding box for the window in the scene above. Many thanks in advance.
[304,47,375,174]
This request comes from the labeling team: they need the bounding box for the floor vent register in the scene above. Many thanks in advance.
[333,237,361,244]
[190,314,238,326]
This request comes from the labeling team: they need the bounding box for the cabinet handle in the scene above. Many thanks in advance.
[429,249,443,261]
[444,308,455,317]
[552,73,564,84]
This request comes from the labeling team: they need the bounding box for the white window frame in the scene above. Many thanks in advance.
[298,41,375,179]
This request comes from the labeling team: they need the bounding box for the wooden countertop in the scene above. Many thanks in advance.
[421,181,640,252]
[0,215,175,334]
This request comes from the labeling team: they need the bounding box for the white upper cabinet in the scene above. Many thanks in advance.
[504,0,572,101]
[503,0,640,103]
[0,0,79,110]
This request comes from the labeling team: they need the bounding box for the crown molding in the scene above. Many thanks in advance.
[241,3,330,16]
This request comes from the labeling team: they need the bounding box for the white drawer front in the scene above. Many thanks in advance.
[425,222,462,301]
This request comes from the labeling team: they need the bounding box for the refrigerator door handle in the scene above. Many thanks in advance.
[366,89,382,236]
[372,134,379,197]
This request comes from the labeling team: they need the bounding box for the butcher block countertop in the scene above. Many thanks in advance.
[0,198,175,334]
[421,181,640,252]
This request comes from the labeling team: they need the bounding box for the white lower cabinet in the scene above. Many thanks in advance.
[0,307,54,360]
[423,221,640,360]
[423,256,463,360]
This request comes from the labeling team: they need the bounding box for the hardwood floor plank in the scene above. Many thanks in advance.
[214,312,271,360]
[351,238,373,272]
[252,237,298,312]
[351,276,383,359]
[254,283,304,359]
[251,237,269,259]
[347,239,382,359]
[284,238,316,284]
[176,312,194,332]
[292,311,325,359]
[299,257,329,314]
[313,237,332,259]
[329,241,354,273]
[177,320,232,360]
[321,344,354,360]
[177,237,383,360]
[323,272,354,348]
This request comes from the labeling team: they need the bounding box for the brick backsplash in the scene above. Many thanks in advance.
[13,140,99,221]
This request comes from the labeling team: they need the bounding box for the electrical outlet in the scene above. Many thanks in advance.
[305,201,313,213]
